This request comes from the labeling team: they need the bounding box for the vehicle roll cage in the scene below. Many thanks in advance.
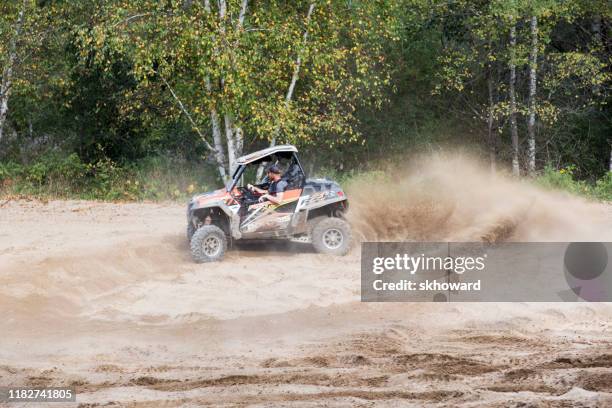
[226,150,307,194]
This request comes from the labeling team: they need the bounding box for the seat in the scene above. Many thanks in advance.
[282,162,305,189]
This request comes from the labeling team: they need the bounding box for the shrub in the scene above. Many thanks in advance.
[0,153,218,201]
[535,164,611,201]
[594,172,612,201]
[535,165,586,195]
[0,161,22,180]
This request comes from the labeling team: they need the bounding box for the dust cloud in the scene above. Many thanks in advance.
[347,153,611,242]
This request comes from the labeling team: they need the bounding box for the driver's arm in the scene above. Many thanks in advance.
[261,180,287,205]
[248,184,267,194]
[264,191,284,205]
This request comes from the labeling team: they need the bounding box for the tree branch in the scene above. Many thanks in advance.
[112,13,154,28]
[157,71,216,153]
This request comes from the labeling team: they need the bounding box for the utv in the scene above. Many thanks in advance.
[186,145,351,262]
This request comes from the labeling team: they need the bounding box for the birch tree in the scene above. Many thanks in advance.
[526,15,538,175]
[0,0,27,141]
[82,0,399,181]
[204,0,228,180]
[524,1,566,175]
[0,0,64,147]
[508,17,520,176]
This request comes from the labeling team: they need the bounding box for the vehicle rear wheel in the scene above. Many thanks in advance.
[311,217,351,255]
[190,225,227,263]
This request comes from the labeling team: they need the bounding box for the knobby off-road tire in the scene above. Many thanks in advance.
[311,217,351,256]
[190,225,227,263]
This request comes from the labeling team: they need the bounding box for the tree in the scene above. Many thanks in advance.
[0,0,74,153]
[432,0,610,176]
[526,14,538,175]
[0,0,27,141]
[82,0,399,180]
[508,15,520,176]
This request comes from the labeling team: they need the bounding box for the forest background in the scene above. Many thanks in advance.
[0,0,609,201]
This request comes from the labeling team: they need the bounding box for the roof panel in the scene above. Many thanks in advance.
[236,145,298,165]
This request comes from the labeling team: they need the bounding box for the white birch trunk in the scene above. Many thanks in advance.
[217,0,242,177]
[238,0,248,27]
[211,108,228,181]
[0,0,26,141]
[202,0,231,181]
[234,126,243,157]
[526,15,538,176]
[218,0,226,30]
[231,0,247,163]
[204,68,227,180]
[508,19,520,177]
[225,114,239,175]
[205,77,228,181]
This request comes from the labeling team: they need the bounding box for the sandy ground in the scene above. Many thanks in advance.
[1,195,611,407]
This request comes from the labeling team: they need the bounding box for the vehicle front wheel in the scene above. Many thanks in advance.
[311,217,351,256]
[187,222,196,241]
[190,225,227,263]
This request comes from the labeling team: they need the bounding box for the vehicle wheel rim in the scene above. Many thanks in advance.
[322,228,343,250]
[202,236,221,257]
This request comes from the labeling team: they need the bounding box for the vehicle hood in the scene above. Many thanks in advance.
[189,188,231,208]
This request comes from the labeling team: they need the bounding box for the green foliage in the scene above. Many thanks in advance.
[3,154,610,203]
[535,165,587,194]
[428,0,610,177]
[80,0,400,148]
[594,172,612,201]
[535,165,612,201]
[0,0,610,197]
[0,153,217,201]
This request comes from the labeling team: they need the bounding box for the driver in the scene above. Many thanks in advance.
[247,164,287,205]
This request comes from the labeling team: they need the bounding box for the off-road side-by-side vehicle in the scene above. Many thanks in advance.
[186,145,351,262]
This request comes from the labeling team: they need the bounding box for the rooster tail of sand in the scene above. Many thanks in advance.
[346,154,610,242]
